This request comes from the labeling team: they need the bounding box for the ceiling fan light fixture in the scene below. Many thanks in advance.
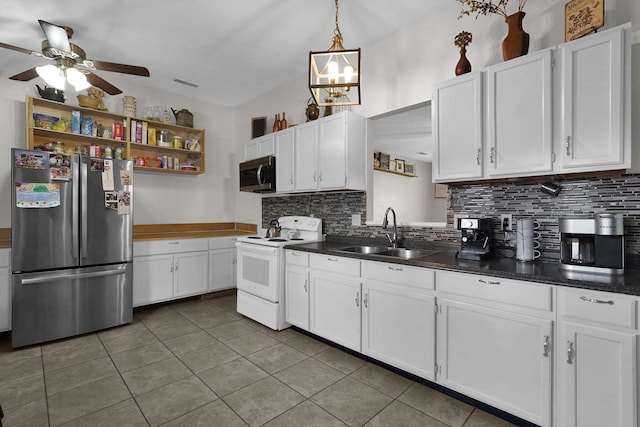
[65,67,90,91]
[36,64,65,90]
[309,0,361,107]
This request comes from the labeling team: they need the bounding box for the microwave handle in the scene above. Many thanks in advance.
[256,164,264,185]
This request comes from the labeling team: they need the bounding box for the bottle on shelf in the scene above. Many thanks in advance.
[281,112,287,130]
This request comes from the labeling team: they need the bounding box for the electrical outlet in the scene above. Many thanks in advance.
[501,214,513,231]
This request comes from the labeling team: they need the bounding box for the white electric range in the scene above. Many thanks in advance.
[236,216,322,330]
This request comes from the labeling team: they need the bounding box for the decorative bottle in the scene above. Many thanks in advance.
[280,112,287,130]
[273,114,281,132]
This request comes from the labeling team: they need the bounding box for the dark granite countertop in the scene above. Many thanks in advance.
[285,239,640,297]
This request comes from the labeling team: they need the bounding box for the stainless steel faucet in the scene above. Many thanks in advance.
[382,207,399,248]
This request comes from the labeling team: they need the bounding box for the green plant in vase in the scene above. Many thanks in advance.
[457,0,529,61]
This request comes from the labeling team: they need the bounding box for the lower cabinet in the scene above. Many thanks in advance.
[361,261,436,380]
[285,250,310,330]
[208,237,237,292]
[436,271,553,427]
[0,249,11,332]
[133,239,209,307]
[310,267,362,352]
[556,288,638,427]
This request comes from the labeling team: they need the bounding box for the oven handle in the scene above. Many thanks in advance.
[237,242,278,256]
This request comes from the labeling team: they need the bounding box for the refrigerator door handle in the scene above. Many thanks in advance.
[18,267,126,285]
[81,161,88,259]
[72,157,80,261]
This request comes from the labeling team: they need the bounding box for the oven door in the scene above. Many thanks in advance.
[236,242,280,302]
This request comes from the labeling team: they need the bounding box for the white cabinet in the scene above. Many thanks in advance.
[432,72,483,182]
[559,24,631,172]
[244,134,275,161]
[275,128,295,193]
[0,249,11,332]
[436,271,553,427]
[273,112,366,193]
[294,122,318,191]
[432,23,631,183]
[208,237,237,292]
[133,239,209,307]
[486,49,553,177]
[361,261,436,380]
[284,250,310,330]
[317,112,366,191]
[556,288,638,427]
[309,254,361,352]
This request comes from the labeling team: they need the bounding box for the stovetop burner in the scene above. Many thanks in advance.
[247,236,263,239]
[268,238,287,242]
[290,238,304,241]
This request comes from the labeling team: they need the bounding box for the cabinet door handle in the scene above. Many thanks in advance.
[304,279,308,292]
[567,341,575,364]
[565,136,571,156]
[327,257,339,262]
[580,296,614,305]
[174,261,178,271]
[543,335,550,357]
[476,148,481,165]
[363,292,368,308]
[489,147,495,164]
[170,262,174,273]
[355,292,360,307]
[313,173,316,183]
[291,252,300,256]
[387,266,403,272]
[478,279,500,285]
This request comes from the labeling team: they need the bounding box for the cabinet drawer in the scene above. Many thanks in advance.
[286,250,309,267]
[208,236,237,250]
[310,254,360,277]
[558,288,637,330]
[134,238,209,256]
[436,271,553,312]
[362,261,434,290]
[0,249,9,268]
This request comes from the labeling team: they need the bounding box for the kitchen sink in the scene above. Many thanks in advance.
[336,245,439,259]
[337,245,389,254]
[383,248,439,259]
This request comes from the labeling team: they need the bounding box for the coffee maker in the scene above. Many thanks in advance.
[457,218,493,260]
[559,213,624,274]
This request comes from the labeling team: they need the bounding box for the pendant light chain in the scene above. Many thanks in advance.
[334,0,342,39]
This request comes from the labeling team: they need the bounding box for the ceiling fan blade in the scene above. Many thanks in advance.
[84,71,122,95]
[0,42,43,57]
[39,19,71,52]
[86,60,150,77]
[9,68,39,81]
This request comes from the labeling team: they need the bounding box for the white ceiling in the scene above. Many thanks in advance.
[0,0,450,106]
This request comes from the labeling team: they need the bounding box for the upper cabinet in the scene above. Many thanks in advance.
[27,97,206,174]
[244,133,275,161]
[432,23,631,183]
[432,72,484,182]
[559,26,630,171]
[274,111,366,194]
[485,49,554,178]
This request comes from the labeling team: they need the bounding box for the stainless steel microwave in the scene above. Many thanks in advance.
[239,155,276,193]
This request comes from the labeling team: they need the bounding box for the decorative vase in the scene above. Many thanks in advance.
[502,11,529,61]
[455,46,472,76]
[273,114,281,132]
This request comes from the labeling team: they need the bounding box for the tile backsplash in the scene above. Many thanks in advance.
[262,172,640,261]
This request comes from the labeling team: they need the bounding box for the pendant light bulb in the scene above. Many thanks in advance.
[343,65,353,83]
[328,61,339,83]
[66,67,91,91]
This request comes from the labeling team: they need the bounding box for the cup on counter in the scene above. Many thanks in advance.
[516,219,541,262]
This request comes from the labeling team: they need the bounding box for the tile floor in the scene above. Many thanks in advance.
[0,293,518,427]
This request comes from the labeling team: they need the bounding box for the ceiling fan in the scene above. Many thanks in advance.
[0,19,150,95]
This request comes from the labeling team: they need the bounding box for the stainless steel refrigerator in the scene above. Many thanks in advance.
[11,148,133,348]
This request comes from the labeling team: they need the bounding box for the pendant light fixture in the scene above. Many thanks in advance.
[309,0,361,107]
